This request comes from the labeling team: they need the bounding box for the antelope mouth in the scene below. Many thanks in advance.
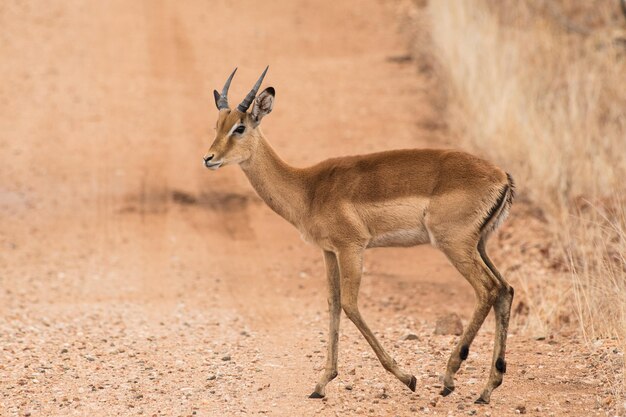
[204,160,224,170]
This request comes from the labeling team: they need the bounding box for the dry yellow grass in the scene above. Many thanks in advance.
[424,0,626,342]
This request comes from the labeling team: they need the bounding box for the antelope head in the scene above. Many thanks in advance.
[203,67,275,170]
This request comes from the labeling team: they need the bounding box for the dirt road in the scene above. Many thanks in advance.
[0,1,618,416]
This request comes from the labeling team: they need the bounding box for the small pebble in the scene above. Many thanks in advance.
[221,355,231,361]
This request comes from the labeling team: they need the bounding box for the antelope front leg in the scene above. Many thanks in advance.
[309,250,342,398]
[337,246,417,392]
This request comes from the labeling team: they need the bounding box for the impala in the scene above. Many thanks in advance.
[203,67,515,404]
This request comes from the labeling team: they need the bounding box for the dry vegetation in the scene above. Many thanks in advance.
[421,0,626,342]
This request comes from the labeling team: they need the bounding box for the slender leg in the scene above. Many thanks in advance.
[310,251,342,398]
[440,250,499,398]
[475,242,514,404]
[336,246,416,392]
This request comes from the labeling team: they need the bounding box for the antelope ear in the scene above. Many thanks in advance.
[250,87,275,125]
[213,90,221,109]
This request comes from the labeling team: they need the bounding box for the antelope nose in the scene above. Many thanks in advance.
[203,154,214,166]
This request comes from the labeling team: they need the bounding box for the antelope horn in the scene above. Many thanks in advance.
[237,66,269,113]
[213,67,237,110]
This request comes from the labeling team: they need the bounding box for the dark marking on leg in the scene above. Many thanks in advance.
[495,358,507,373]
[308,392,324,399]
[508,286,515,297]
[440,385,454,397]
[460,345,469,360]
[407,375,417,392]
[330,371,338,381]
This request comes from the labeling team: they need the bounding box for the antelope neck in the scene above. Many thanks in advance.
[240,134,307,226]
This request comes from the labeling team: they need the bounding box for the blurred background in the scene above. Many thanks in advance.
[1,1,624,415]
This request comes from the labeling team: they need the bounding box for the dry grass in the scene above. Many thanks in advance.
[423,0,626,342]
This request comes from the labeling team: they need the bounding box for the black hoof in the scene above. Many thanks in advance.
[474,396,489,405]
[407,375,417,392]
[308,391,324,399]
[440,385,454,397]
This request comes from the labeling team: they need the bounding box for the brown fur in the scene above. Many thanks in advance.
[205,86,514,404]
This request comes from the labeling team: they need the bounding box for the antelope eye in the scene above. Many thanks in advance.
[234,125,246,135]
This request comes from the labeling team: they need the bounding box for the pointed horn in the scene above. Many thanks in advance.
[214,67,237,110]
[237,66,269,113]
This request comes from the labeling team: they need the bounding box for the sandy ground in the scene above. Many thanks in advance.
[0,1,623,416]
